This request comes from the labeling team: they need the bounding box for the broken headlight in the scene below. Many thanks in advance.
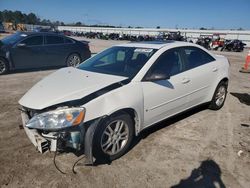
[26,107,85,130]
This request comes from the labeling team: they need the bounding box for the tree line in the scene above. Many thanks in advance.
[0,10,130,28]
[0,10,65,26]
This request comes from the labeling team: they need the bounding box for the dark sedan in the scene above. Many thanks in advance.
[0,32,91,75]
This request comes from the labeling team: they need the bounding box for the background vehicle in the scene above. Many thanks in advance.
[166,31,186,41]
[196,35,212,49]
[221,39,246,52]
[0,32,91,75]
[19,41,229,164]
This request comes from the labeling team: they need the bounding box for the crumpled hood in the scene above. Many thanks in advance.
[19,67,127,110]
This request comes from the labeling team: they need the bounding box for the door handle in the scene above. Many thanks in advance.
[182,78,190,84]
[212,67,218,72]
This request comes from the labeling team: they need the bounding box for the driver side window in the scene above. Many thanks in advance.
[148,48,183,77]
[21,36,43,46]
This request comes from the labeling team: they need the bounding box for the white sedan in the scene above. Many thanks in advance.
[19,41,229,164]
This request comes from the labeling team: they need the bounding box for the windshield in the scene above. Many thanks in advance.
[78,46,157,78]
[1,32,27,45]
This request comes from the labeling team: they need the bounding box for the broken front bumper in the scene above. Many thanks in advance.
[21,111,57,153]
[21,109,107,165]
[21,111,84,153]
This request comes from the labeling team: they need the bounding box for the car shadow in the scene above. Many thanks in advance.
[230,92,250,106]
[132,104,208,147]
[170,159,226,188]
[94,104,208,166]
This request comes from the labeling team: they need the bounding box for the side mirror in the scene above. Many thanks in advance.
[143,71,170,82]
[17,43,27,48]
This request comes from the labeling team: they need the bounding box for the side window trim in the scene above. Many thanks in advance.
[180,46,216,71]
[17,35,44,47]
[44,35,64,46]
[142,47,184,81]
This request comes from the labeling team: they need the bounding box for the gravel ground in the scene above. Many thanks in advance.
[0,37,249,188]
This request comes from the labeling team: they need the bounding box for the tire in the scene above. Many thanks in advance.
[209,81,228,110]
[0,58,9,75]
[93,113,134,162]
[66,53,81,67]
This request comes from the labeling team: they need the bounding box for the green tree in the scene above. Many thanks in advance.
[75,21,82,26]
[27,13,38,24]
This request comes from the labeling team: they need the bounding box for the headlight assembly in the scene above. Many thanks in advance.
[26,107,85,130]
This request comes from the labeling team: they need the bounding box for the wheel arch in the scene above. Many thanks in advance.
[220,77,229,85]
[0,56,10,66]
[108,108,140,136]
[208,76,229,102]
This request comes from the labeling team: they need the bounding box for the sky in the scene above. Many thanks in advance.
[0,0,249,29]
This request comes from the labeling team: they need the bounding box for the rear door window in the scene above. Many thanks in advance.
[45,35,64,45]
[182,46,215,70]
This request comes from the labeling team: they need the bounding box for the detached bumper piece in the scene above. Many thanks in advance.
[23,126,51,153]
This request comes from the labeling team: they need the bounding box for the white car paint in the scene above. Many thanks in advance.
[19,67,127,110]
[19,42,229,135]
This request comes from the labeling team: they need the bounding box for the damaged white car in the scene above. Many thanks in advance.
[19,41,229,164]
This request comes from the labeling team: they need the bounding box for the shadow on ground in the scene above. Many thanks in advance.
[171,159,226,188]
[94,104,208,165]
[134,104,208,145]
[231,92,250,106]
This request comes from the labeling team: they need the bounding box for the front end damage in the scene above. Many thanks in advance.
[20,107,103,165]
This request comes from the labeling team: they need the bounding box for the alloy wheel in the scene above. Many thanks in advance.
[0,60,6,74]
[68,54,81,67]
[215,86,226,107]
[101,120,129,155]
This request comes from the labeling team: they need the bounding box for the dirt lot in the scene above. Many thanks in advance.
[0,38,249,188]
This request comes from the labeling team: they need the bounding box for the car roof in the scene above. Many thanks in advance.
[115,40,192,49]
[18,31,64,36]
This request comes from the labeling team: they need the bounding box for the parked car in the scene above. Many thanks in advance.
[0,32,91,75]
[19,41,229,164]
[196,36,212,49]
[221,39,246,52]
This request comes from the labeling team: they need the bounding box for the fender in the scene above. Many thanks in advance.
[83,82,144,135]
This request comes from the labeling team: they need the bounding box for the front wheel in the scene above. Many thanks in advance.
[93,113,134,162]
[66,53,81,67]
[209,82,228,110]
[0,58,9,75]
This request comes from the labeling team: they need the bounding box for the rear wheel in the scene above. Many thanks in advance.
[0,58,9,75]
[66,53,81,67]
[209,81,228,110]
[93,113,134,162]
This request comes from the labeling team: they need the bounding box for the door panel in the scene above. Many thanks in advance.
[181,47,218,108]
[43,45,68,66]
[43,35,69,66]
[11,35,45,69]
[11,46,43,69]
[142,47,191,128]
[142,74,190,127]
[182,61,218,108]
